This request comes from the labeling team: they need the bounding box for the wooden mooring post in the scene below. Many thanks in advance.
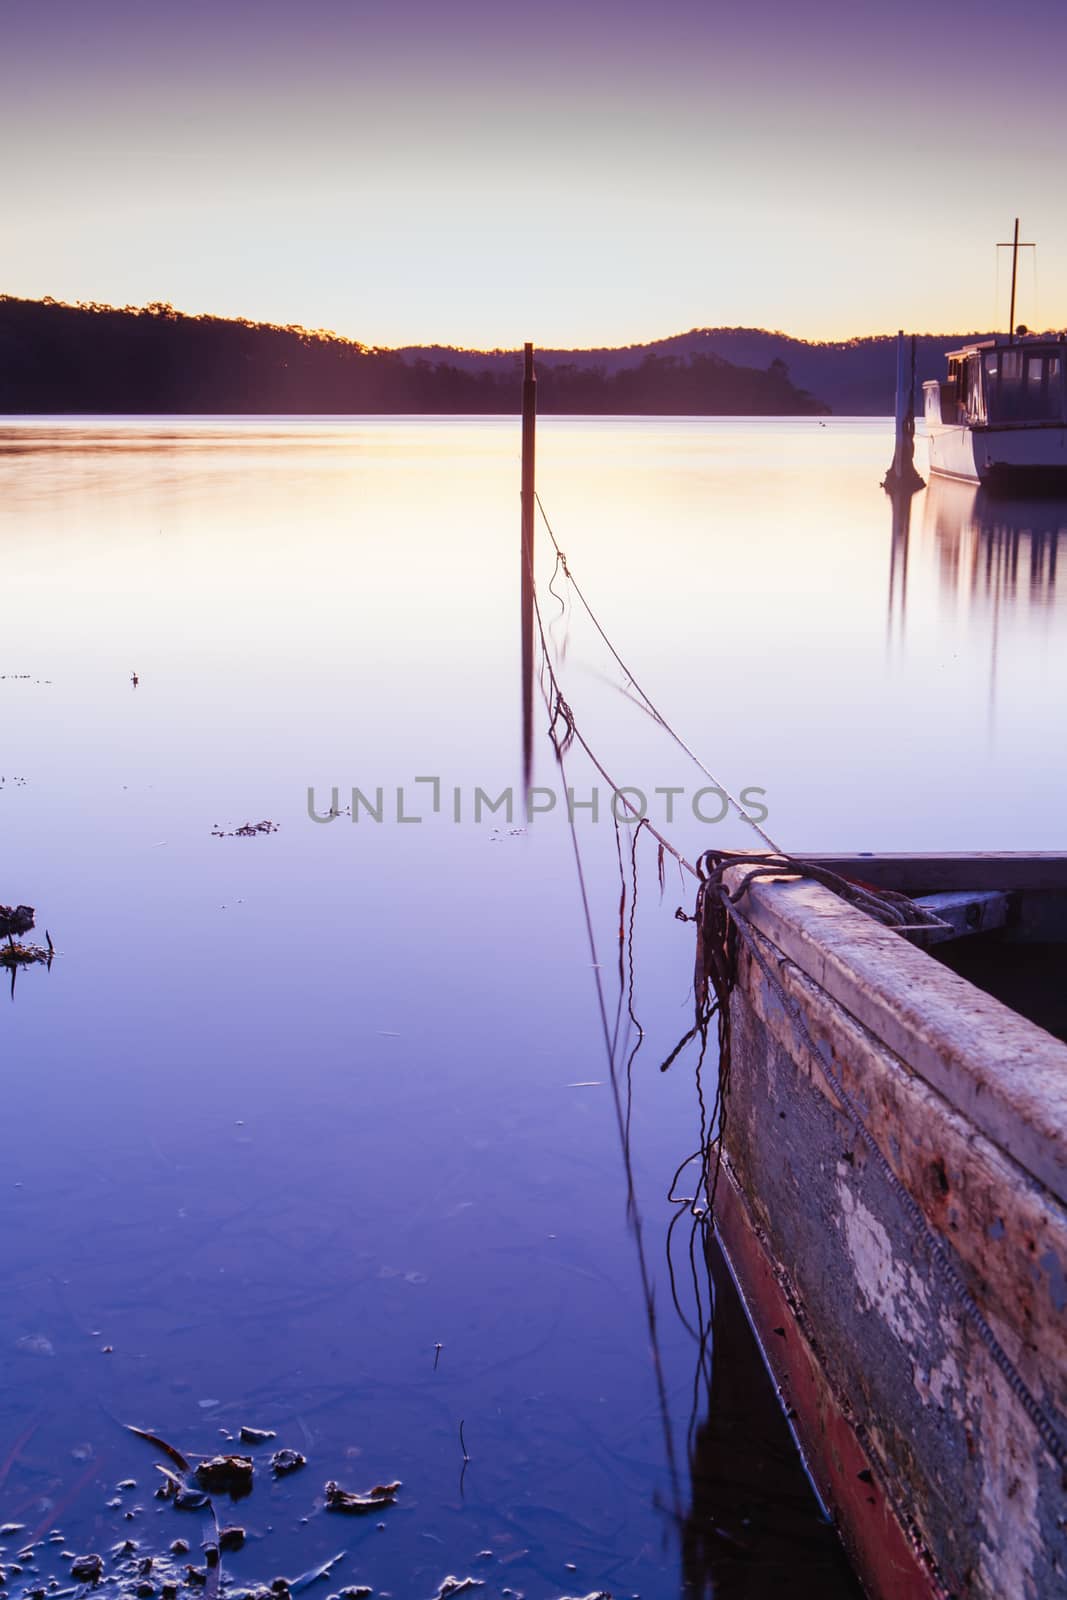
[882,329,924,493]
[521,342,536,787]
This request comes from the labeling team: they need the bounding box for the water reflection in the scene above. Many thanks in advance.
[923,477,1066,610]
[889,476,1067,637]
[1,417,1058,1598]
[885,485,916,648]
[681,1243,859,1597]
[534,582,861,1595]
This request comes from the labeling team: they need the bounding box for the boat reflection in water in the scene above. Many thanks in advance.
[887,475,1067,714]
[923,476,1065,609]
[679,1241,862,1597]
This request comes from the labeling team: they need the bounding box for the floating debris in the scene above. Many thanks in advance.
[270,1450,305,1478]
[285,1552,347,1593]
[238,1427,276,1446]
[154,1468,208,1510]
[0,905,34,939]
[0,941,50,971]
[323,1481,399,1515]
[69,1555,103,1583]
[0,1523,26,1536]
[211,822,279,839]
[430,1581,484,1599]
[194,1457,254,1498]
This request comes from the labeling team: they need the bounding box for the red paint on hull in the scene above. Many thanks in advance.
[714,1168,948,1600]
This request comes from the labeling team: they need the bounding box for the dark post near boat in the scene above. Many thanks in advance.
[520,342,537,788]
[882,330,924,493]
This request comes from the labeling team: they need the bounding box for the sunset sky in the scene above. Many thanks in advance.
[5,0,1066,349]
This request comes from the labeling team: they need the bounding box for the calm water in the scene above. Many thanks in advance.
[2,417,1064,1599]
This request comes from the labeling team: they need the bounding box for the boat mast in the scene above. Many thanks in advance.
[997,218,1035,341]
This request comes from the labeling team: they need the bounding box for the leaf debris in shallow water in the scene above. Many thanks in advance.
[0,941,50,970]
[430,1581,484,1599]
[69,1554,104,1583]
[194,1457,254,1498]
[285,1551,347,1592]
[154,1467,208,1510]
[323,1481,399,1515]
[0,905,35,939]
[126,1426,190,1472]
[270,1450,305,1477]
[211,822,279,839]
[238,1427,276,1446]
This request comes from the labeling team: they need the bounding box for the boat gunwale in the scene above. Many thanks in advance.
[722,859,1067,1205]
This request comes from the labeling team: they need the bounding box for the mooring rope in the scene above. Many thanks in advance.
[529,497,1067,1484]
[535,490,781,853]
[527,559,687,1523]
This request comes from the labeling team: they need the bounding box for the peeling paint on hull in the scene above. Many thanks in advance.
[719,866,1067,1600]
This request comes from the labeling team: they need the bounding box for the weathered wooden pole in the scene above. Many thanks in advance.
[1008,216,1020,340]
[882,330,924,493]
[997,219,1033,341]
[520,342,536,787]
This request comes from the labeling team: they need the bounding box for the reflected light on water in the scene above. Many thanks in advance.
[0,416,1061,1598]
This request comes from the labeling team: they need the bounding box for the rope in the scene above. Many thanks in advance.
[525,526,687,1524]
[535,491,781,853]
[528,495,1067,1483]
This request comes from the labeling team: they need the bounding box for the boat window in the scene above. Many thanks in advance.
[983,348,1064,423]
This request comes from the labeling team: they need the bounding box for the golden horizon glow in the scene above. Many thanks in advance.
[3,0,1066,351]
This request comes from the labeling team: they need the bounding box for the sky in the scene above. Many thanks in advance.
[3,0,1066,349]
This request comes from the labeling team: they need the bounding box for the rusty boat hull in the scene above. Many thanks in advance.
[714,853,1067,1600]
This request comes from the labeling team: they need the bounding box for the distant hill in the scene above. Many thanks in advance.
[0,297,826,416]
[4,296,1046,415]
[396,328,1017,415]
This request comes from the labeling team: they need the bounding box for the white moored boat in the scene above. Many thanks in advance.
[922,220,1067,490]
[923,337,1067,489]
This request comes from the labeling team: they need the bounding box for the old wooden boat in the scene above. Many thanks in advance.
[711,852,1067,1599]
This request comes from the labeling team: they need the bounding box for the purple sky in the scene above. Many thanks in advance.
[4,0,1066,346]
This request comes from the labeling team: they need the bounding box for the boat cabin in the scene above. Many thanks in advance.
[927,337,1067,428]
